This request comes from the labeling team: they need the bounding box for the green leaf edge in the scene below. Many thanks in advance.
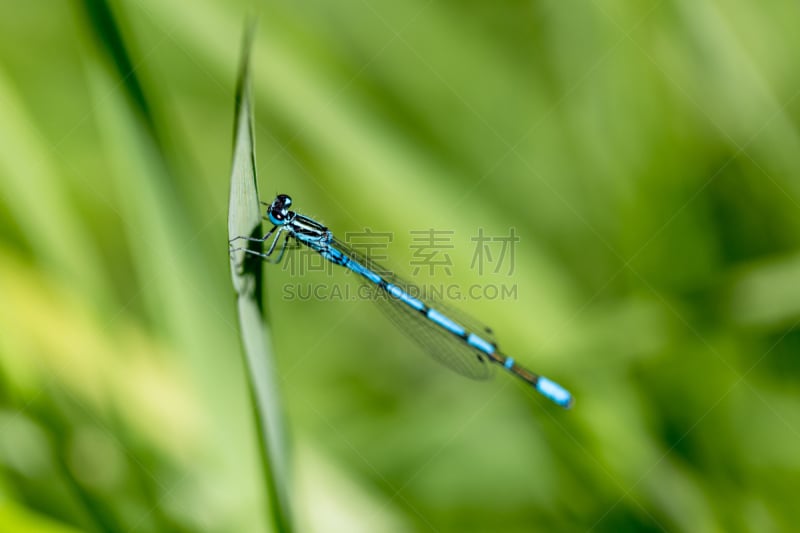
[227,20,293,533]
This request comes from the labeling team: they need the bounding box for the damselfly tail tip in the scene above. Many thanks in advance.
[536,376,574,409]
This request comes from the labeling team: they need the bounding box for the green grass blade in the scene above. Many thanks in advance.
[79,0,163,171]
[228,23,293,533]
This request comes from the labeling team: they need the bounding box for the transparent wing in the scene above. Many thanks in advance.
[333,238,495,380]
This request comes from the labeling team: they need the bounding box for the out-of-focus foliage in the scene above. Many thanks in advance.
[0,0,799,532]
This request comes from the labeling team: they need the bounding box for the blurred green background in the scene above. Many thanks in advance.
[1,0,799,531]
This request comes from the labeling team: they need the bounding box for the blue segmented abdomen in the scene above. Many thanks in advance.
[320,242,574,408]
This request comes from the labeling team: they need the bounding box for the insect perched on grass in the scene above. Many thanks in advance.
[230,194,573,408]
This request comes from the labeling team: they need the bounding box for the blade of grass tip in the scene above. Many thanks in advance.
[228,21,293,533]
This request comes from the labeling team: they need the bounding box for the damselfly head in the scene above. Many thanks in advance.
[268,194,294,225]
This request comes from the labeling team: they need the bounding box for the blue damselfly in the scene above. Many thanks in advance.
[230,194,573,408]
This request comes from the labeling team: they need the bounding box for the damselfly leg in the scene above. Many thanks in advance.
[229,226,294,267]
